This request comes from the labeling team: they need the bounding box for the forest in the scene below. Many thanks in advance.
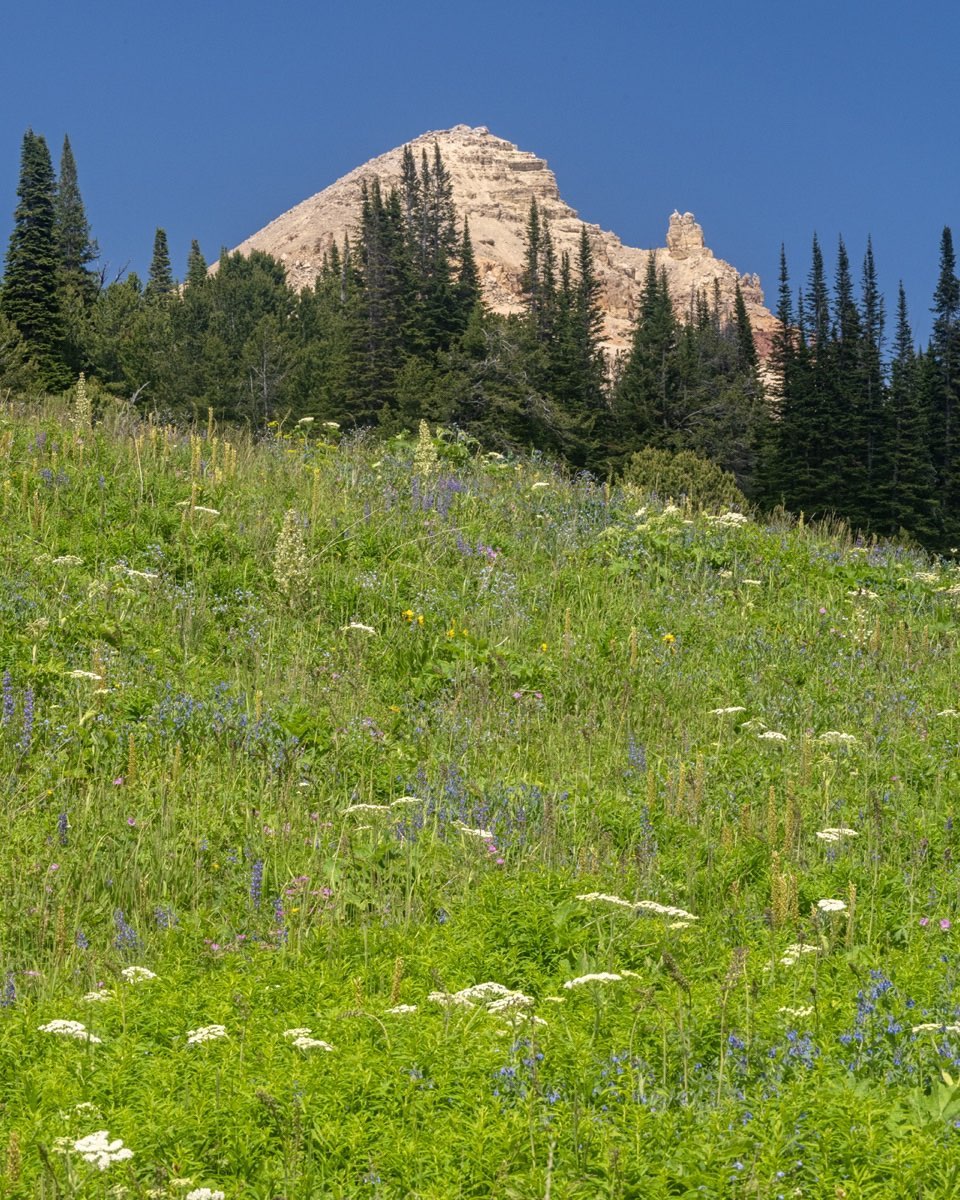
[1,128,958,551]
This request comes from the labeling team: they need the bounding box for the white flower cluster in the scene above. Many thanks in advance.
[816,898,847,913]
[758,730,788,742]
[778,1005,814,1018]
[427,981,535,1014]
[385,1004,418,1014]
[912,1022,960,1035]
[563,972,624,989]
[186,1025,227,1045]
[454,823,495,839]
[39,1019,102,1043]
[709,706,746,715]
[705,511,749,526]
[779,943,819,967]
[282,1027,334,1051]
[341,622,377,634]
[81,990,113,1003]
[62,1130,133,1170]
[576,894,698,921]
[815,828,858,843]
[121,966,158,982]
[817,731,858,745]
[185,1189,226,1200]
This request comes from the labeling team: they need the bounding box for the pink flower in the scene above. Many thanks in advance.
[941,918,952,931]
[920,917,930,927]
[818,607,827,615]
[126,816,136,827]
[113,776,124,786]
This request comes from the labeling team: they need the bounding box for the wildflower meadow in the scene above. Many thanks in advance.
[4,396,960,1197]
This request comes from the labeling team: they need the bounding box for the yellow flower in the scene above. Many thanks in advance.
[416,614,424,626]
[539,642,548,653]
[662,633,676,645]
[402,609,415,622]
[388,705,401,713]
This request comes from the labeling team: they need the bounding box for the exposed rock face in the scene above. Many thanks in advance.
[232,124,777,356]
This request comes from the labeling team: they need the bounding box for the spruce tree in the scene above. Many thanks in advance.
[886,283,937,540]
[185,240,207,289]
[1,130,68,388]
[455,218,481,326]
[929,226,960,547]
[145,228,175,298]
[54,135,99,301]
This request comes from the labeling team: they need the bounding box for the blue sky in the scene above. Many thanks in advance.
[1,0,957,342]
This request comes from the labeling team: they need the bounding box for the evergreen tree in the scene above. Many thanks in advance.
[929,226,960,547]
[0,130,68,388]
[885,283,936,540]
[185,240,207,289]
[145,228,175,298]
[454,218,481,327]
[54,135,99,301]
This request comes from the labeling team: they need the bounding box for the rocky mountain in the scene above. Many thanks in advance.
[231,124,778,356]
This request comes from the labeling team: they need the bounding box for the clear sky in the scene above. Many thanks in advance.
[1,0,957,343]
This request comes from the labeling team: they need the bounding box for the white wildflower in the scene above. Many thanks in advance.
[634,900,699,920]
[123,568,159,581]
[186,1025,227,1045]
[390,796,422,806]
[936,709,960,717]
[192,505,220,516]
[563,972,624,989]
[716,511,749,525]
[779,943,819,966]
[81,991,113,1003]
[739,717,766,730]
[427,991,474,1007]
[343,803,391,814]
[341,622,377,634]
[847,588,879,599]
[273,509,310,600]
[708,706,747,715]
[531,481,551,490]
[282,1028,313,1040]
[296,416,315,425]
[576,892,636,910]
[455,822,495,840]
[413,419,439,476]
[718,569,733,578]
[498,1013,548,1029]
[453,982,516,1002]
[817,731,858,745]
[486,994,535,1013]
[386,1004,418,1014]
[38,1019,102,1043]
[816,898,847,913]
[291,1036,334,1051]
[67,670,103,681]
[742,578,762,585]
[913,1022,960,1034]
[185,1190,226,1200]
[541,996,565,1003]
[322,421,340,430]
[778,1006,814,1018]
[70,1130,133,1171]
[52,555,84,566]
[120,966,157,982]
[815,828,858,842]
[758,730,788,742]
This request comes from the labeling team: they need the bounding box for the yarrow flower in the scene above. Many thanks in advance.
[779,943,819,966]
[816,898,847,913]
[758,730,788,742]
[290,1035,334,1051]
[562,972,624,989]
[282,1027,312,1039]
[708,706,747,715]
[80,990,113,1003]
[120,966,158,982]
[341,622,377,634]
[778,1005,814,1018]
[815,827,858,842]
[385,1004,418,1014]
[913,1022,960,1034]
[186,1025,227,1045]
[62,1130,133,1170]
[817,731,858,745]
[455,822,495,840]
[38,1019,102,1043]
[185,1190,226,1200]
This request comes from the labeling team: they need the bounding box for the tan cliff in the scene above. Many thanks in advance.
[231,124,778,357]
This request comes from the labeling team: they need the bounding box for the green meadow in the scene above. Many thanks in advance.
[3,393,960,1198]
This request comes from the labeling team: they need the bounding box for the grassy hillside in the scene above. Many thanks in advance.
[3,396,960,1197]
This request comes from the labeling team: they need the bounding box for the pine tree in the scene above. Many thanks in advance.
[929,226,960,547]
[145,228,175,298]
[454,218,481,329]
[886,283,937,540]
[54,135,99,301]
[185,240,207,289]
[0,130,68,388]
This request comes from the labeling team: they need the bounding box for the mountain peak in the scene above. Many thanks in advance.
[231,127,776,354]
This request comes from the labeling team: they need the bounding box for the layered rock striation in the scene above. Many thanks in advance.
[232,124,777,356]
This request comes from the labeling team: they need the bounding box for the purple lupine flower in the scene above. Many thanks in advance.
[250,859,264,909]
[16,687,33,752]
[57,811,69,846]
[1,975,15,1007]
[75,929,89,950]
[1,670,13,726]
[113,910,140,952]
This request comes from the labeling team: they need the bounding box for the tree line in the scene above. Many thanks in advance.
[1,128,958,551]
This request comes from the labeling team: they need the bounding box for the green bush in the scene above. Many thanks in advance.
[622,446,747,512]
